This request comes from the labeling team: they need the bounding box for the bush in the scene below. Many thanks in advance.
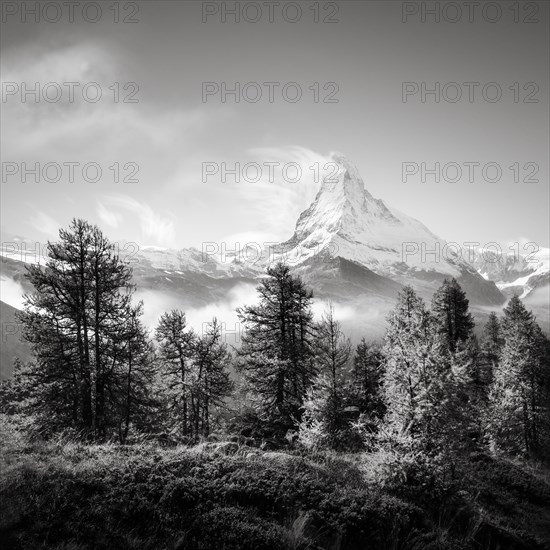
[183,506,289,550]
[1,423,549,550]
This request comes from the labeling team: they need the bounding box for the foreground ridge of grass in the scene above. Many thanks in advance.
[1,417,549,550]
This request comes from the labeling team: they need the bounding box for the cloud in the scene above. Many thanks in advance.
[214,146,330,245]
[1,41,116,84]
[0,275,26,309]
[135,283,259,345]
[97,201,120,228]
[2,40,218,168]
[311,300,358,323]
[102,194,176,246]
[30,211,60,238]
[183,283,259,342]
[524,285,550,309]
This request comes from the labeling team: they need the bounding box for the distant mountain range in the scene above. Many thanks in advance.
[463,245,549,300]
[1,154,548,378]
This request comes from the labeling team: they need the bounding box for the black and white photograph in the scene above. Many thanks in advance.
[1,1,549,548]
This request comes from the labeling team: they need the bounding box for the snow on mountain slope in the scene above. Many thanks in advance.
[266,153,466,278]
[465,245,549,299]
[0,236,48,266]
[137,246,259,279]
[0,238,258,280]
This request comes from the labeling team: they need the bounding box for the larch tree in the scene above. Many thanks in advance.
[117,303,158,443]
[480,312,503,388]
[487,296,550,458]
[190,318,234,438]
[16,219,148,439]
[236,262,316,436]
[298,304,352,449]
[349,338,385,422]
[155,310,196,438]
[382,286,473,455]
[431,278,474,353]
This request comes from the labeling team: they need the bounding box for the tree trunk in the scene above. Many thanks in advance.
[122,344,133,444]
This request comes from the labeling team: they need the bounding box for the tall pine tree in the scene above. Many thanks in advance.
[431,278,474,353]
[117,303,158,443]
[382,286,474,455]
[298,304,351,449]
[487,296,550,458]
[236,262,316,436]
[155,310,196,438]
[480,312,503,388]
[191,318,234,438]
[17,219,149,439]
[349,338,385,421]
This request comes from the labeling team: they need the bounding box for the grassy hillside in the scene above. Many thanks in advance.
[1,416,549,550]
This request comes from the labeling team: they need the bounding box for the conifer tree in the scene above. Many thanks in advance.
[156,314,234,440]
[382,286,474,455]
[382,287,442,442]
[17,219,144,439]
[236,262,316,435]
[118,303,158,443]
[155,310,196,438]
[480,312,503,388]
[488,296,550,458]
[191,318,234,438]
[0,359,33,415]
[431,278,474,353]
[298,305,351,449]
[349,338,385,420]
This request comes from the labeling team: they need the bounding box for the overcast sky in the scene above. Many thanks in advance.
[1,1,549,251]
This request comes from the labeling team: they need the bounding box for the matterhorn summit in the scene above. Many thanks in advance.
[276,154,456,277]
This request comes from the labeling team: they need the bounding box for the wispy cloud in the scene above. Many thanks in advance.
[216,146,330,245]
[0,275,26,309]
[97,201,120,228]
[30,211,60,238]
[102,194,176,247]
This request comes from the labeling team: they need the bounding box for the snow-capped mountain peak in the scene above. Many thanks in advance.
[325,152,370,198]
[275,155,460,278]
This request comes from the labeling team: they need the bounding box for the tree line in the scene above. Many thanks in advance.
[2,219,549,462]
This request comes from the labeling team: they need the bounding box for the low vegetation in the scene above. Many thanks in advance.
[1,415,549,550]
